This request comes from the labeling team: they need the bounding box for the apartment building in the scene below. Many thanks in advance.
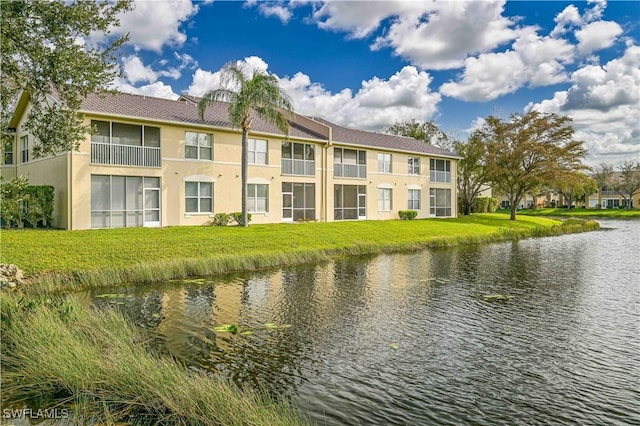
[2,91,459,230]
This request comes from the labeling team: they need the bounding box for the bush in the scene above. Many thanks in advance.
[398,210,418,220]
[231,212,252,226]
[0,176,53,228]
[486,197,498,213]
[211,213,232,226]
[473,197,498,213]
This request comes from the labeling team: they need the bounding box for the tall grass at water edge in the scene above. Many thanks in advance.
[0,295,305,426]
[1,214,600,293]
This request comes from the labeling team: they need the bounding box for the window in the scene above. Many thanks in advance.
[408,189,420,210]
[334,185,366,220]
[281,142,315,175]
[247,184,268,213]
[430,159,451,183]
[249,138,268,164]
[90,120,161,167]
[91,175,160,228]
[430,188,451,217]
[378,188,392,211]
[185,131,212,160]
[21,136,28,163]
[3,140,13,165]
[282,182,315,221]
[334,148,366,178]
[378,153,392,173]
[185,182,213,213]
[408,157,420,175]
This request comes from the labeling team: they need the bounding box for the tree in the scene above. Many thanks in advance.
[198,63,293,227]
[594,161,640,209]
[455,133,490,215]
[555,172,597,209]
[478,111,588,220]
[385,119,452,150]
[1,0,132,158]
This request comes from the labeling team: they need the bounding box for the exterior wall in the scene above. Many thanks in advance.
[71,114,327,229]
[2,103,70,228]
[326,145,457,221]
[6,100,459,230]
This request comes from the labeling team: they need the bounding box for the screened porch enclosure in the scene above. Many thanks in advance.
[334,185,366,220]
[91,175,160,229]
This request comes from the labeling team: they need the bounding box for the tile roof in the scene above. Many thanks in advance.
[79,92,328,141]
[78,92,458,158]
[311,117,459,158]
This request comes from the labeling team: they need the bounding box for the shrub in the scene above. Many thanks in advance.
[0,175,29,228]
[398,210,418,220]
[24,185,54,227]
[0,176,54,228]
[231,212,252,226]
[473,197,498,213]
[486,197,498,213]
[211,213,232,226]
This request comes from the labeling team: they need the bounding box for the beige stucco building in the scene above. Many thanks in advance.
[2,91,459,230]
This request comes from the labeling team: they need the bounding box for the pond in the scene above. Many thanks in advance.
[87,220,640,425]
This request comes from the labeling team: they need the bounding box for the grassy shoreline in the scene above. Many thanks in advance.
[2,213,600,293]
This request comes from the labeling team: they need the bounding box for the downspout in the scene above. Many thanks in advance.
[324,127,332,222]
[67,148,72,229]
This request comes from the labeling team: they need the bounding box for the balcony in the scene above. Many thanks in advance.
[334,163,367,179]
[430,170,451,183]
[282,158,315,176]
[91,143,161,168]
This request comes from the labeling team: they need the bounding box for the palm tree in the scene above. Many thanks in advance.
[198,63,293,227]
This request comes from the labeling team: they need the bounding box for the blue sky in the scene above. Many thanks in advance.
[103,0,639,166]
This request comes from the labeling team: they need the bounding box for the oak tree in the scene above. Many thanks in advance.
[477,111,587,220]
[1,0,132,158]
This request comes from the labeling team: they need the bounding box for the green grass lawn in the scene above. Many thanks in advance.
[1,214,598,291]
[503,208,640,218]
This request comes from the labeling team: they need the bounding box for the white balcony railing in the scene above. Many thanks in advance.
[281,158,315,175]
[334,163,366,178]
[91,143,161,168]
[430,170,451,183]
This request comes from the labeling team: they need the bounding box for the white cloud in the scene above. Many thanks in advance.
[528,45,640,166]
[187,56,270,95]
[307,0,519,70]
[186,56,441,131]
[279,65,441,130]
[259,4,292,23]
[123,56,158,84]
[575,20,623,55]
[440,28,574,101]
[112,0,199,52]
[111,78,179,100]
[371,0,519,70]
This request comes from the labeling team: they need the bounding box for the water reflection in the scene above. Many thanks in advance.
[88,220,640,425]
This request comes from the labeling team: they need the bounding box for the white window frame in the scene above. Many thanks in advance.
[281,142,315,175]
[334,148,367,178]
[430,158,451,183]
[408,189,420,210]
[408,156,420,175]
[20,135,28,163]
[185,131,213,160]
[378,153,392,174]
[430,188,452,217]
[185,182,213,214]
[378,188,392,211]
[247,183,269,213]
[249,138,268,165]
